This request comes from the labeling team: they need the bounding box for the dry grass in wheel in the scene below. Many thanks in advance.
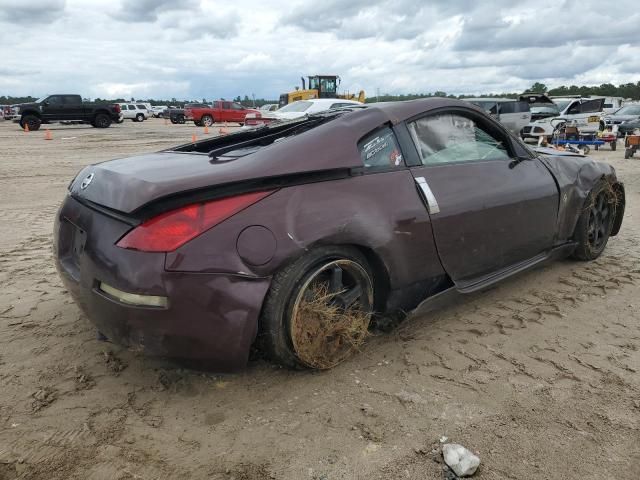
[291,283,372,369]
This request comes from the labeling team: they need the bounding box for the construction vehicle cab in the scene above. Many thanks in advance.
[279,75,365,107]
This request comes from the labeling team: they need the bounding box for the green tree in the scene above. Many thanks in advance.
[528,82,547,93]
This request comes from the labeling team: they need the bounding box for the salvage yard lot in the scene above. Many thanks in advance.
[0,118,638,479]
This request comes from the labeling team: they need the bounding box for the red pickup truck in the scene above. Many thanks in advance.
[184,101,259,127]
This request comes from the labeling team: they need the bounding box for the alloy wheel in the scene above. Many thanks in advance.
[587,191,612,250]
[289,259,373,369]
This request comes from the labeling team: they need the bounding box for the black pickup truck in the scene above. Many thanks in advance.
[15,94,122,131]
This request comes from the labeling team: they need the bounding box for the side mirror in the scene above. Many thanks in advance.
[42,101,49,106]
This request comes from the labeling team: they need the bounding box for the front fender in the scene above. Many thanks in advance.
[540,155,620,241]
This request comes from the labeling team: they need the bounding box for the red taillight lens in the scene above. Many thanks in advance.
[116,191,273,252]
[114,104,121,113]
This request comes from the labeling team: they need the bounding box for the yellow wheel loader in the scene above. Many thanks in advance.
[278,75,365,107]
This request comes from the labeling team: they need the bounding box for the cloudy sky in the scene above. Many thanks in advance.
[1,0,639,101]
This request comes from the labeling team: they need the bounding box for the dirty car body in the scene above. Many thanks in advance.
[53,98,625,370]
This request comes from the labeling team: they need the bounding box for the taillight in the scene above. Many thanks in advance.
[114,104,121,113]
[116,191,273,252]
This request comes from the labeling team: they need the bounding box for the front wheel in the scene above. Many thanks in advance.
[20,114,41,131]
[572,180,617,260]
[135,113,144,122]
[260,246,375,369]
[177,114,185,124]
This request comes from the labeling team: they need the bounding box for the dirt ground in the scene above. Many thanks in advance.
[0,118,638,480]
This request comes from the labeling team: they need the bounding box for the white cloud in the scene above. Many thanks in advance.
[0,0,638,100]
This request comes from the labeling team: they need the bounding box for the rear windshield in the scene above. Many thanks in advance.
[278,101,312,113]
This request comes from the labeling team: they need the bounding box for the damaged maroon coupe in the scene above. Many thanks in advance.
[54,98,625,370]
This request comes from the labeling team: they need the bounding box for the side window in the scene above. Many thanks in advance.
[230,103,244,110]
[47,95,63,105]
[222,102,231,110]
[64,95,80,104]
[136,104,146,109]
[499,102,516,114]
[358,126,404,170]
[128,105,136,110]
[579,99,604,114]
[567,101,581,115]
[407,113,511,165]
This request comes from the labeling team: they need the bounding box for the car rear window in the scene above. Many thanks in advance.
[358,126,404,170]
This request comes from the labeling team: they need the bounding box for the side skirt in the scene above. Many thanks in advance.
[454,242,577,294]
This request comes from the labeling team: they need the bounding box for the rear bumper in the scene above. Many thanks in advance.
[54,195,271,370]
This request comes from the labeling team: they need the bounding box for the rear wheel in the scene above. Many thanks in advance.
[260,246,374,369]
[201,115,213,127]
[170,116,178,124]
[572,181,616,260]
[92,113,111,128]
[20,114,41,131]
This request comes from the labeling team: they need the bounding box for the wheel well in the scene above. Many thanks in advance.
[21,110,41,118]
[348,244,391,313]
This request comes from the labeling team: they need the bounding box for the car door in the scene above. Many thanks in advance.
[230,102,246,122]
[499,101,531,134]
[221,102,232,122]
[564,99,604,131]
[41,95,65,121]
[404,109,559,287]
[64,95,84,119]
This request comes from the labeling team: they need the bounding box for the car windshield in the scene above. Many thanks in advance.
[614,105,640,116]
[278,101,313,113]
[553,99,573,111]
[35,96,49,103]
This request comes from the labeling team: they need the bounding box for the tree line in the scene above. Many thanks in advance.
[2,81,639,106]
[364,81,640,103]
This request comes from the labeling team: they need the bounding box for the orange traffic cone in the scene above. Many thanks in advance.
[204,125,209,134]
[24,123,30,133]
[44,129,52,140]
[191,134,197,142]
[218,122,228,136]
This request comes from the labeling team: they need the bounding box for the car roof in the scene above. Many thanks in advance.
[465,97,518,102]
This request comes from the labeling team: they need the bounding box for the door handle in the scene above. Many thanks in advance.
[414,176,440,214]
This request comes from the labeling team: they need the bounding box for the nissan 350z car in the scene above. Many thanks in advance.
[54,98,625,370]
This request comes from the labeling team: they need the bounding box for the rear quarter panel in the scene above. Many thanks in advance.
[165,170,446,294]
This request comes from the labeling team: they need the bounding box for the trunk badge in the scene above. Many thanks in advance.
[80,173,94,190]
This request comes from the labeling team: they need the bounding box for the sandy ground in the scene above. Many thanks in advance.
[0,118,638,480]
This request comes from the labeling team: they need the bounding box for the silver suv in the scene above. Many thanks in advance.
[466,98,531,135]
